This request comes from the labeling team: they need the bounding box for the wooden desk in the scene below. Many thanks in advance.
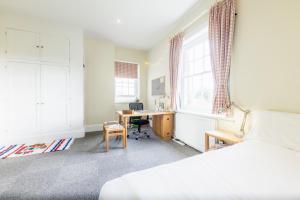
[205,130,243,152]
[116,110,175,140]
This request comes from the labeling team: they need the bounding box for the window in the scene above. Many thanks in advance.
[115,61,139,103]
[179,26,213,114]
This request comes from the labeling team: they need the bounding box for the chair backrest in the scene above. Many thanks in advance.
[129,102,144,123]
[129,102,143,111]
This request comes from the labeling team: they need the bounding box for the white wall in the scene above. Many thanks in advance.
[147,0,300,133]
[147,40,170,110]
[230,0,300,114]
[84,36,148,132]
[84,36,115,131]
[0,12,84,144]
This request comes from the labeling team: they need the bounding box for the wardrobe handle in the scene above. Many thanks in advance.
[40,45,44,49]
[36,45,40,48]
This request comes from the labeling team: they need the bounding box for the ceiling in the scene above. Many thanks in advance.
[0,0,199,50]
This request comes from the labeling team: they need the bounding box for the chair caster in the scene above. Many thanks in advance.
[147,135,150,138]
[135,138,138,140]
[127,135,129,138]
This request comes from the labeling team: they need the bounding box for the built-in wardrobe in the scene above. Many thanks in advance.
[0,13,84,145]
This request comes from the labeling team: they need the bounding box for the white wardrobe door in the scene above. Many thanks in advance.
[8,62,40,133]
[0,64,9,134]
[6,29,40,61]
[40,65,69,131]
[40,34,70,64]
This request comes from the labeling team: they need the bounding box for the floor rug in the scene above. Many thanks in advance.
[0,138,74,159]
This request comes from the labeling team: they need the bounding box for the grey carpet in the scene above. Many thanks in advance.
[0,130,199,200]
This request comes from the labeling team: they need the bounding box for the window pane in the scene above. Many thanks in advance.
[204,41,210,56]
[195,44,204,59]
[187,48,194,61]
[204,56,211,71]
[179,25,213,114]
[189,61,195,76]
[115,78,138,99]
[128,88,134,95]
[194,58,204,74]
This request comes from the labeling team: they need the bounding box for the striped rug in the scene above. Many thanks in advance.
[0,138,74,159]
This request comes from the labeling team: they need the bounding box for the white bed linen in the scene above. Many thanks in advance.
[246,111,300,152]
[99,140,300,200]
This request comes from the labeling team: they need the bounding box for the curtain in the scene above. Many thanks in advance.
[169,33,184,110]
[115,61,138,79]
[209,0,236,114]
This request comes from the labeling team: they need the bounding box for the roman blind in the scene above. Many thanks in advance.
[115,61,138,79]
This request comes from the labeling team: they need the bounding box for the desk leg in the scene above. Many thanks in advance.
[119,115,122,124]
[205,133,209,152]
[124,117,128,147]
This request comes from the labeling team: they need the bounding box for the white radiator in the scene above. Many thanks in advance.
[175,112,216,152]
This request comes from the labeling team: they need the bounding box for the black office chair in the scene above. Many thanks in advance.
[128,102,150,140]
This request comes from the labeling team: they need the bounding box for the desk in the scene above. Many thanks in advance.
[116,110,175,140]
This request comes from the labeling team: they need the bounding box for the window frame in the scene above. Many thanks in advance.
[114,60,140,104]
[178,25,214,114]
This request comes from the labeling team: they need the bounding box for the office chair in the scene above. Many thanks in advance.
[128,102,150,140]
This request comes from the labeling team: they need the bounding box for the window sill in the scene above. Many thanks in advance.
[176,110,235,122]
[115,102,134,104]
[115,97,139,104]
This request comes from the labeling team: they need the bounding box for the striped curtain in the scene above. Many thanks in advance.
[115,61,138,79]
[169,33,184,110]
[209,0,236,114]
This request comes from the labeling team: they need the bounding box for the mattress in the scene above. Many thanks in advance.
[99,140,300,199]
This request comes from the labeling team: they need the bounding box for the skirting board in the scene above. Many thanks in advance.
[0,129,85,146]
[85,124,103,133]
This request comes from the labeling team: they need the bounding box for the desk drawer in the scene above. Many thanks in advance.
[162,114,174,138]
[152,114,174,140]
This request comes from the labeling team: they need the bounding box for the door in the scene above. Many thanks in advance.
[6,29,40,61]
[40,34,70,64]
[40,65,69,132]
[7,62,40,134]
[0,64,9,135]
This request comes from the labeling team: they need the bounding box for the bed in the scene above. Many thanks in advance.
[99,111,300,199]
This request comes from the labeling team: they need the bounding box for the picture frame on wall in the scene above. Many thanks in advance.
[152,76,165,96]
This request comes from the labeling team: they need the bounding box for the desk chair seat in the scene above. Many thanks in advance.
[131,119,149,126]
[128,102,151,140]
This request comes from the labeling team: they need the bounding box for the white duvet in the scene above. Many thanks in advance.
[100,140,300,200]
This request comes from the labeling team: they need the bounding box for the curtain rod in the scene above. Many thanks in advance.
[169,9,209,39]
[180,9,209,34]
[169,0,238,40]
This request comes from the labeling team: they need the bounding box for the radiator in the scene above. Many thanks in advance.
[175,112,216,152]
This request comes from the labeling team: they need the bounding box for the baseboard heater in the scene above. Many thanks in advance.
[175,112,217,152]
